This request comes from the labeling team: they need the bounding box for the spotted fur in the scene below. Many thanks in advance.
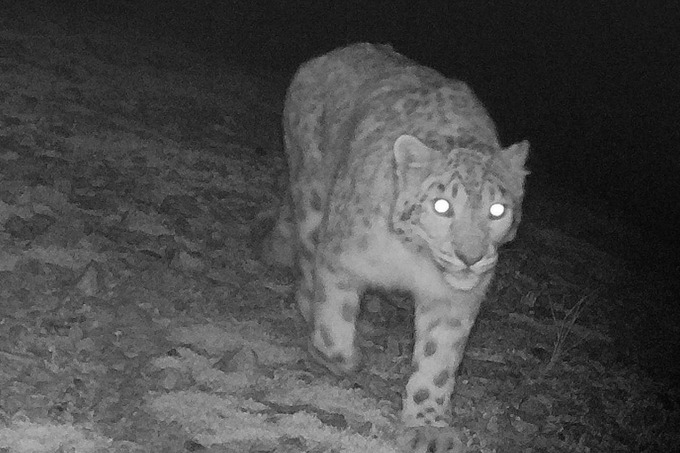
[262,43,529,450]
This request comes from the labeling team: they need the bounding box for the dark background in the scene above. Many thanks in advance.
[10,0,680,274]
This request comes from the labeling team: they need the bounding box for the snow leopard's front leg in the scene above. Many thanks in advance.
[401,287,484,452]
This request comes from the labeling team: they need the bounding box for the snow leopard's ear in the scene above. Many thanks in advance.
[393,134,438,170]
[500,140,530,179]
[492,140,530,202]
[393,135,438,190]
[497,140,530,244]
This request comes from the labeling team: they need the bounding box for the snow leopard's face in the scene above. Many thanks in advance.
[391,135,528,290]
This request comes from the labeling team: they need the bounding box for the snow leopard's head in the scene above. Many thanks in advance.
[391,134,529,290]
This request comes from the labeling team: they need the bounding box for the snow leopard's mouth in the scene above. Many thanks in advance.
[435,246,498,270]
[444,270,481,291]
[433,250,497,290]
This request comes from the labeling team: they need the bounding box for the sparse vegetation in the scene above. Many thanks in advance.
[545,291,594,374]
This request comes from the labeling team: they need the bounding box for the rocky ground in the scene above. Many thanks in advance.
[0,10,678,453]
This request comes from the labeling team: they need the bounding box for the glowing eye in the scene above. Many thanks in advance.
[489,203,506,219]
[433,198,451,215]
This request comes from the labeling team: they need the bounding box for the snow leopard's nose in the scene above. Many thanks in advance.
[455,250,484,267]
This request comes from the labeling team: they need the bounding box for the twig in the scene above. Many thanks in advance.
[544,290,596,373]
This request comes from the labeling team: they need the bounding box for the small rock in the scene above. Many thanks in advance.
[76,262,100,296]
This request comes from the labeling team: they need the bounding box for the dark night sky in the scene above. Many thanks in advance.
[15,0,680,269]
